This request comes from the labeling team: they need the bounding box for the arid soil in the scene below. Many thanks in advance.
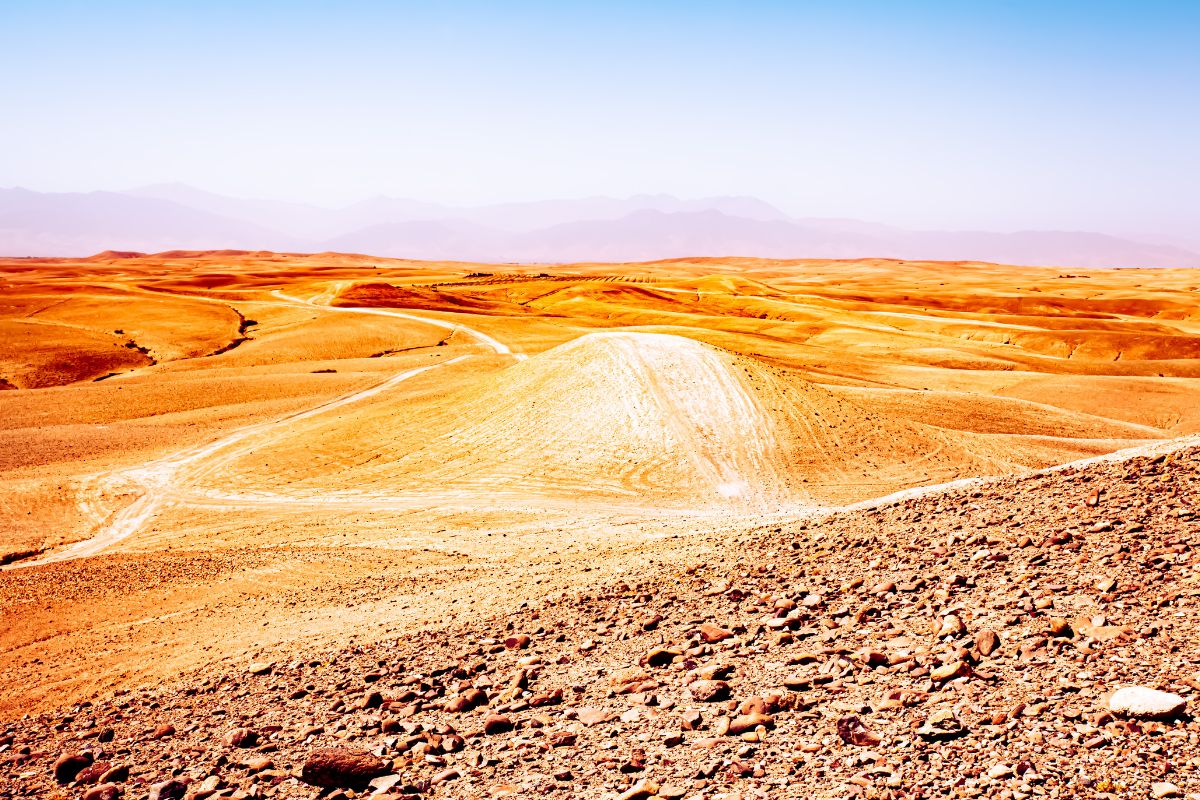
[3,439,1198,800]
[2,250,1200,798]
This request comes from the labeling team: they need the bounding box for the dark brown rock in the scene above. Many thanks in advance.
[83,784,122,800]
[300,747,390,788]
[225,727,258,748]
[53,751,93,784]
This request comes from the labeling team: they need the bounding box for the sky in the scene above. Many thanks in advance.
[1,1,1197,239]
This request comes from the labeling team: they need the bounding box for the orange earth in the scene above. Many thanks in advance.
[2,250,1198,717]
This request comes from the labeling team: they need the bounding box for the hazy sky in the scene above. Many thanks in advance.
[2,1,1197,238]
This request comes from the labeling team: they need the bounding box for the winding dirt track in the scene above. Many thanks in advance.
[5,289,525,569]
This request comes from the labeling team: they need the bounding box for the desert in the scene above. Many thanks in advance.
[2,248,1200,799]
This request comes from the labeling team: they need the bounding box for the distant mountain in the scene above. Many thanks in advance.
[128,183,337,239]
[0,187,294,256]
[327,210,1200,268]
[2,185,1198,268]
[324,218,510,262]
[460,194,790,232]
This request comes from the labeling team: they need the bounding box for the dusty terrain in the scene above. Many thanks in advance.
[2,251,1200,799]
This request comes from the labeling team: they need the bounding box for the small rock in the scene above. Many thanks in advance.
[432,768,461,784]
[248,662,274,676]
[697,623,733,643]
[937,615,965,637]
[1048,618,1073,638]
[148,780,187,800]
[483,714,513,735]
[617,780,659,800]
[225,727,258,748]
[367,774,402,794]
[445,687,487,712]
[837,715,882,747]
[247,757,274,773]
[575,708,615,726]
[917,710,964,741]
[931,660,969,682]
[987,763,1014,780]
[976,630,1001,656]
[727,712,773,735]
[643,647,680,667]
[83,784,121,800]
[1151,782,1181,798]
[688,680,730,702]
[75,761,113,785]
[99,765,130,784]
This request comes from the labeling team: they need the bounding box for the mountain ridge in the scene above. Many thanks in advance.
[2,185,1198,268]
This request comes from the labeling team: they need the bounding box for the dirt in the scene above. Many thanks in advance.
[2,250,1200,799]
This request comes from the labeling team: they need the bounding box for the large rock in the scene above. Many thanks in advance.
[1108,686,1186,718]
[300,747,390,788]
[53,752,93,784]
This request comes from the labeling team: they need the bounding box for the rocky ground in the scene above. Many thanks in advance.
[3,443,1199,800]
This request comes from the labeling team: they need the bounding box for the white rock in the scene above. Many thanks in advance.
[987,763,1014,780]
[1108,686,1186,718]
[1151,782,1181,798]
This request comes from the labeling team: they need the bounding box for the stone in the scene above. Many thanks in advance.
[610,667,650,688]
[697,623,733,643]
[299,747,390,788]
[1151,782,1181,798]
[937,615,965,637]
[688,680,730,702]
[53,752,93,784]
[727,712,773,735]
[1048,618,1073,637]
[837,715,882,747]
[83,784,121,800]
[1108,687,1186,718]
[148,780,187,800]
[483,714,513,735]
[248,662,274,675]
[75,761,112,785]
[432,768,461,784]
[975,629,1001,656]
[617,780,659,800]
[225,727,258,748]
[99,765,130,784]
[987,763,1014,780]
[917,710,964,741]
[643,647,680,667]
[575,707,616,726]
[931,660,969,682]
[247,757,274,773]
[444,688,487,712]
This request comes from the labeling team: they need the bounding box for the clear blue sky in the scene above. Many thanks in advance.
[1,1,1197,237]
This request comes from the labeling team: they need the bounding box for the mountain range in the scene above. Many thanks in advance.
[2,183,1197,268]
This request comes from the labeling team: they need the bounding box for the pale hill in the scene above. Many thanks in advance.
[194,332,1104,509]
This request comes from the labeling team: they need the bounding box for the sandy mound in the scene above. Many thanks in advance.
[201,332,999,508]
